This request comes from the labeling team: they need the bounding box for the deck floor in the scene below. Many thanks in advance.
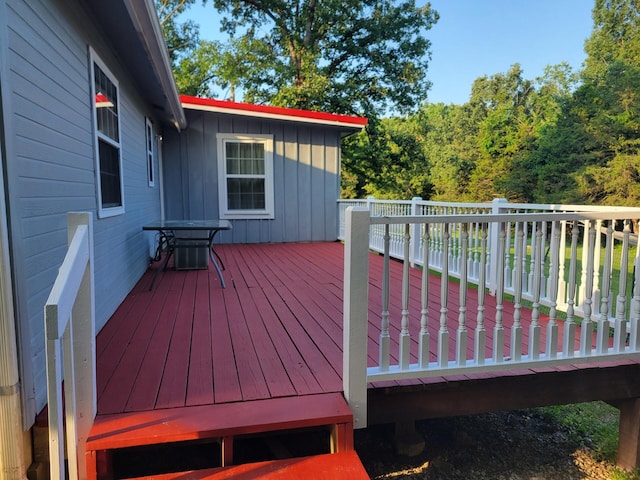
[96,241,586,416]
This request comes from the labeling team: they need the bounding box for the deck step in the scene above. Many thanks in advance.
[123,451,369,479]
[86,393,354,480]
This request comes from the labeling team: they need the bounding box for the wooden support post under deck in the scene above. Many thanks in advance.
[616,398,640,470]
[222,436,234,467]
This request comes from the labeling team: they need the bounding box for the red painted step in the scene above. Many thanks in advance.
[123,451,369,479]
[86,393,354,480]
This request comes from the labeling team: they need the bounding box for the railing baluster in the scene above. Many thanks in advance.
[62,321,79,480]
[579,222,589,310]
[456,224,469,365]
[438,223,450,368]
[419,224,430,368]
[596,221,614,354]
[493,223,506,363]
[631,254,640,351]
[379,224,391,371]
[614,220,631,352]
[529,224,543,360]
[593,220,603,311]
[399,223,411,369]
[580,220,597,356]
[563,221,579,357]
[521,220,529,293]
[528,221,537,297]
[472,220,480,279]
[450,221,457,273]
[557,221,568,306]
[545,221,561,358]
[540,221,548,298]
[505,218,513,290]
[475,223,488,365]
[511,222,524,361]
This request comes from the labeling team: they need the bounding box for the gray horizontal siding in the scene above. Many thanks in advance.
[5,0,164,417]
[164,109,342,244]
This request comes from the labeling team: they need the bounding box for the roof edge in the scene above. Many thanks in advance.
[123,0,187,130]
[180,95,368,130]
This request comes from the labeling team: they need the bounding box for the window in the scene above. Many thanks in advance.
[145,118,155,187]
[217,134,274,219]
[90,49,124,217]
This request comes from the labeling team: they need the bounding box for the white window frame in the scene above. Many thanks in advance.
[217,133,275,220]
[89,48,124,218]
[145,117,156,187]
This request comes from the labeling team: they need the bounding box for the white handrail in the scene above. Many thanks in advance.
[342,205,640,428]
[44,213,95,480]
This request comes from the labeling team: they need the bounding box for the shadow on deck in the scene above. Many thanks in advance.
[86,241,640,478]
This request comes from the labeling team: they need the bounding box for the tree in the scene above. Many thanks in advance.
[211,0,439,116]
[156,0,201,61]
[463,64,539,202]
[155,0,228,96]
[567,0,640,205]
[417,103,477,201]
[583,0,640,81]
[341,116,431,199]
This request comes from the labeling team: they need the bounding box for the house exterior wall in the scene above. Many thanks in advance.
[163,108,343,243]
[2,0,164,421]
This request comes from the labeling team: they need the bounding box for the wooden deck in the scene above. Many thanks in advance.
[96,241,562,414]
[90,241,640,476]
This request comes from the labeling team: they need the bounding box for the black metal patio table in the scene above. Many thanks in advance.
[143,219,232,290]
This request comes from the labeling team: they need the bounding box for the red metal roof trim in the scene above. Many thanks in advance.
[180,95,368,129]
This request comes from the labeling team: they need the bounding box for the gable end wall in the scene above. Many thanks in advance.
[163,110,342,244]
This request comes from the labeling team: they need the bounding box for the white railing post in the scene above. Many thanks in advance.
[343,207,370,429]
[45,212,95,480]
[68,212,96,479]
[488,198,508,294]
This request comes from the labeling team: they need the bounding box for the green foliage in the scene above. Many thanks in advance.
[539,402,619,462]
[416,103,478,201]
[212,0,439,117]
[584,0,640,80]
[341,117,432,199]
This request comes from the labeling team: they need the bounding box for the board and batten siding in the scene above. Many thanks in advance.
[163,109,342,243]
[3,0,164,419]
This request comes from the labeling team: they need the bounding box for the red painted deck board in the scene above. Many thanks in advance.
[210,287,242,404]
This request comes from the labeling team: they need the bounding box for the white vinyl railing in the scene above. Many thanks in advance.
[342,205,640,429]
[338,197,640,317]
[44,213,96,480]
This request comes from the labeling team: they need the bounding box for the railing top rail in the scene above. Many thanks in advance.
[498,202,640,213]
[359,210,640,225]
[337,198,495,208]
[339,198,640,214]
[44,224,89,341]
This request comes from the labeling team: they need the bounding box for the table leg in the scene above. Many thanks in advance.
[209,248,226,288]
[149,233,174,290]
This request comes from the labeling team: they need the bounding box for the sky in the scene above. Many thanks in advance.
[182,0,595,105]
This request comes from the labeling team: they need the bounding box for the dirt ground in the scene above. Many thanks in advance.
[355,409,628,480]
